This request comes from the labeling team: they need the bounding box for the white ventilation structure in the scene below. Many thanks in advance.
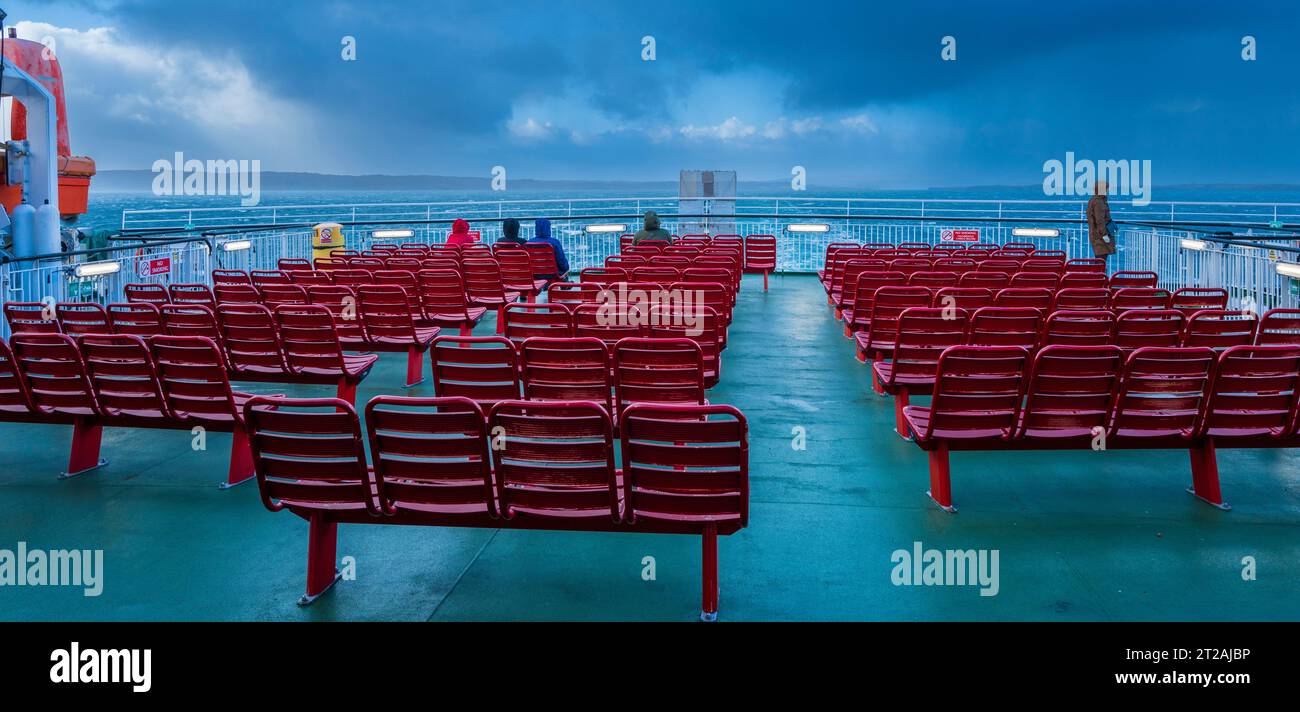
[678,170,736,236]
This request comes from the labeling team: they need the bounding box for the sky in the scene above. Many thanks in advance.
[4,0,1299,188]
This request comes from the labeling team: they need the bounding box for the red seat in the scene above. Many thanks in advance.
[1197,345,1300,441]
[1257,309,1300,345]
[430,336,521,407]
[1019,259,1065,275]
[613,337,706,412]
[79,334,170,422]
[497,248,546,298]
[632,266,681,287]
[1042,310,1115,347]
[160,304,223,343]
[546,282,602,307]
[853,286,931,372]
[306,285,367,349]
[124,284,169,305]
[520,336,613,415]
[573,303,647,347]
[1065,258,1107,273]
[289,270,334,286]
[503,302,574,343]
[4,302,59,334]
[371,270,423,315]
[994,288,1053,310]
[215,284,262,305]
[1059,272,1109,289]
[213,270,252,286]
[523,242,565,279]
[648,305,723,387]
[329,269,373,289]
[1051,287,1110,311]
[1109,271,1159,289]
[1109,347,1215,445]
[1181,310,1258,351]
[1114,309,1184,354]
[1170,287,1229,316]
[258,284,310,309]
[417,269,486,335]
[278,259,313,272]
[0,338,34,416]
[273,305,376,404]
[107,303,163,337]
[216,303,289,379]
[873,307,969,437]
[583,267,627,287]
[957,271,1011,291]
[933,257,976,275]
[908,271,958,291]
[357,285,440,387]
[55,303,113,336]
[968,307,1042,349]
[1012,345,1123,444]
[1008,272,1060,290]
[168,284,216,311]
[743,234,777,290]
[1111,288,1171,312]
[843,271,907,335]
[463,258,521,333]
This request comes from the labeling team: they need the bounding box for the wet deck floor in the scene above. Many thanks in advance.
[2,274,1298,621]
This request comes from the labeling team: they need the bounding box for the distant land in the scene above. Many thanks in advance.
[89,170,1300,195]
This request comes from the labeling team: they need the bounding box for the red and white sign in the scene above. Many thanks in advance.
[467,230,482,242]
[137,257,171,278]
[941,228,980,243]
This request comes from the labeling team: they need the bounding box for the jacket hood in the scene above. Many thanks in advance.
[502,218,520,240]
[643,210,661,231]
[534,218,552,240]
[452,218,470,234]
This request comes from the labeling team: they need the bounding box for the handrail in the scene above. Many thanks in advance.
[0,235,213,266]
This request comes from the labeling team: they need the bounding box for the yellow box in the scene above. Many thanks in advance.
[312,222,345,261]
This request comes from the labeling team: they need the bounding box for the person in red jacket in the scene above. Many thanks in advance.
[446,218,478,247]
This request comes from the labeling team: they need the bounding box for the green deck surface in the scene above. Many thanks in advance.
[2,274,1298,621]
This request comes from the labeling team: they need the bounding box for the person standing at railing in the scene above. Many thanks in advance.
[447,218,478,247]
[1087,180,1117,269]
[528,218,569,279]
[498,218,527,246]
[633,210,673,245]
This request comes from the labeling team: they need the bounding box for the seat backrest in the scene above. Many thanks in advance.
[908,271,959,291]
[520,336,612,413]
[244,397,376,514]
[613,337,706,410]
[160,304,222,342]
[632,266,682,286]
[1181,310,1258,351]
[920,346,1028,439]
[4,302,59,334]
[885,307,969,385]
[743,235,777,269]
[1008,272,1060,290]
[258,284,310,309]
[620,403,748,527]
[168,284,216,311]
[648,305,722,358]
[1051,287,1110,311]
[1111,288,1172,312]
[217,303,286,374]
[889,258,933,278]
[357,285,419,342]
[1258,308,1300,345]
[581,267,627,286]
[1199,345,1300,437]
[503,302,574,342]
[847,271,907,326]
[1065,258,1107,273]
[305,285,364,341]
[124,283,170,305]
[573,303,647,346]
[489,400,618,520]
[416,269,471,319]
[979,259,1022,273]
[55,303,113,337]
[362,396,492,515]
[497,249,536,287]
[1014,345,1123,438]
[932,257,977,274]
[288,270,334,286]
[547,282,602,306]
[994,287,1053,310]
[1042,310,1115,347]
[107,303,163,337]
[273,304,348,374]
[0,338,34,413]
[277,258,313,272]
[329,269,373,288]
[823,243,859,271]
[79,334,169,417]
[149,335,243,423]
[1109,271,1159,289]
[215,284,262,305]
[212,269,252,286]
[865,287,933,352]
[1114,309,1185,352]
[606,255,646,270]
[431,336,521,404]
[1059,272,1109,289]
[968,307,1042,349]
[1170,287,1230,316]
[1110,347,1215,438]
[9,333,100,415]
[958,271,1011,290]
[523,241,560,276]
[371,270,421,311]
[1020,259,1065,275]
[251,270,292,287]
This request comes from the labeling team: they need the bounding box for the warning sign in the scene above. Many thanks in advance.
[136,257,171,278]
[941,229,980,242]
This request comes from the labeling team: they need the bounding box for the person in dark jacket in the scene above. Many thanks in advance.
[1087,180,1117,268]
[498,218,527,246]
[632,210,673,245]
[527,218,569,278]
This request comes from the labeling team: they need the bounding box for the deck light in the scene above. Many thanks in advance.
[73,260,122,278]
[584,224,628,234]
[1179,239,1208,251]
[372,229,415,239]
[1011,227,1060,238]
[1276,262,1300,279]
[220,239,252,252]
[786,223,830,233]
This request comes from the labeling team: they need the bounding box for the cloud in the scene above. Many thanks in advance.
[679,116,757,141]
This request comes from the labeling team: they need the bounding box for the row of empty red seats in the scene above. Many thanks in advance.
[617,235,777,290]
[246,395,748,619]
[820,242,1078,273]
[307,241,565,281]
[893,344,1300,512]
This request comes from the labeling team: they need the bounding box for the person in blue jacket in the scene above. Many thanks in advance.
[527,218,569,278]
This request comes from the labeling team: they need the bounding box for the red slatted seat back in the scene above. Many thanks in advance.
[160,304,222,341]
[966,243,999,252]
[889,258,933,278]
[150,336,244,423]
[288,270,334,286]
[907,271,958,291]
[968,307,1042,349]
[822,243,859,275]
[1258,309,1300,345]
[979,259,1022,273]
[217,304,287,375]
[1200,345,1300,437]
[385,258,421,272]
[420,258,462,275]
[1112,309,1185,353]
[55,303,112,336]
[357,285,425,343]
[329,250,360,259]
[933,257,977,274]
[958,271,1010,290]
[523,242,560,277]
[649,256,691,268]
[847,272,908,330]
[648,305,722,377]
[213,270,251,285]
[1059,272,1109,289]
[215,284,262,304]
[934,243,964,252]
[10,334,100,416]
[306,285,364,343]
[826,248,868,290]
[1051,287,1110,311]
[488,400,618,520]
[1182,310,1258,351]
[885,307,969,383]
[994,288,1053,310]
[606,255,646,270]
[1002,243,1036,251]
[632,266,682,287]
[168,284,216,311]
[258,284,310,309]
[620,403,747,526]
[497,249,537,291]
[835,260,888,308]
[614,337,706,410]
[1042,310,1115,347]
[921,346,1028,439]
[124,284,169,305]
[1170,288,1229,316]
[1065,258,1107,273]
[245,397,376,513]
[329,269,373,289]
[546,282,602,306]
[0,338,34,414]
[79,334,169,418]
[897,242,929,252]
[1009,272,1060,290]
[277,259,313,272]
[1110,347,1215,437]
[1110,271,1159,289]
[573,303,647,347]
[431,336,521,404]
[5,302,59,334]
[417,269,474,321]
[1014,345,1122,438]
[372,269,421,306]
[744,235,776,270]
[504,303,574,342]
[1111,288,1172,312]
[933,287,994,311]
[625,245,663,258]
[313,258,347,271]
[462,259,515,305]
[273,305,350,375]
[361,396,493,514]
[520,336,612,412]
[663,246,700,258]
[863,287,933,353]
[107,303,163,337]
[1020,259,1065,275]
